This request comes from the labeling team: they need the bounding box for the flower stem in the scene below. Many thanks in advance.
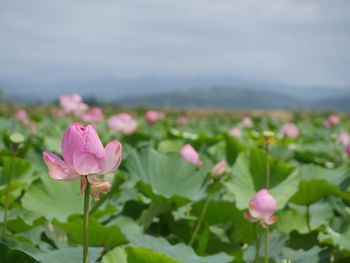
[83,180,90,263]
[254,223,261,262]
[2,153,15,240]
[188,193,211,246]
[264,226,269,263]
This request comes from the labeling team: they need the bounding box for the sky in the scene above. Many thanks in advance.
[1,0,350,99]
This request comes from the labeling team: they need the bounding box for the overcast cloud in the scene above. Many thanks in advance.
[1,0,350,93]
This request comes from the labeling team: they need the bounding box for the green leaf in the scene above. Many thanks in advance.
[225,149,299,210]
[225,134,245,165]
[36,247,103,263]
[54,216,126,247]
[318,228,350,252]
[282,246,324,263]
[112,216,233,263]
[290,165,350,205]
[21,175,83,223]
[0,241,36,263]
[126,148,206,203]
[102,247,128,263]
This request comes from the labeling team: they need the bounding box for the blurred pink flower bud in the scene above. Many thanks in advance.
[229,127,241,138]
[59,93,88,115]
[15,109,29,126]
[43,122,122,200]
[244,188,278,228]
[324,114,340,128]
[280,123,299,138]
[180,144,202,167]
[212,160,227,179]
[177,116,188,125]
[81,107,104,123]
[145,110,164,124]
[108,113,138,135]
[346,144,350,158]
[29,121,37,135]
[242,116,253,128]
[338,132,350,146]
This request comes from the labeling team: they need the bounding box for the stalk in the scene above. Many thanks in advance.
[254,223,261,262]
[264,143,270,263]
[188,193,211,246]
[264,227,269,263]
[2,152,16,240]
[83,180,90,263]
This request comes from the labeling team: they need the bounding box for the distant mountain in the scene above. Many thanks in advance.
[1,76,349,111]
[117,86,350,112]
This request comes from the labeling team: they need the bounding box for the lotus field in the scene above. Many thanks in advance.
[1,94,350,263]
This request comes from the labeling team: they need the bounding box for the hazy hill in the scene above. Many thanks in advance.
[117,86,350,112]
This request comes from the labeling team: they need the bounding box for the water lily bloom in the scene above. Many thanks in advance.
[145,110,164,124]
[280,123,299,138]
[346,144,350,158]
[15,109,29,126]
[81,107,104,123]
[244,189,278,228]
[177,116,188,125]
[59,93,88,115]
[229,127,241,138]
[108,113,138,135]
[180,144,202,167]
[242,116,253,128]
[212,160,227,180]
[324,114,340,128]
[43,122,122,200]
[338,132,350,146]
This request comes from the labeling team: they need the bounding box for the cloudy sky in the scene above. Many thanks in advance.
[1,0,350,98]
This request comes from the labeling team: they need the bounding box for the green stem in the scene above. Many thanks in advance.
[265,144,270,188]
[2,153,15,240]
[188,193,211,246]
[254,223,261,262]
[83,180,90,263]
[264,227,269,263]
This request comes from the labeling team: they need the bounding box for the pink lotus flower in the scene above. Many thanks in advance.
[346,144,350,158]
[280,123,299,138]
[43,122,122,200]
[212,160,227,179]
[145,110,164,124]
[338,132,350,146]
[244,189,278,228]
[177,116,188,125]
[15,109,29,126]
[180,144,202,167]
[229,127,241,138]
[59,93,88,115]
[242,116,253,128]
[108,113,138,135]
[81,107,104,123]
[324,114,340,128]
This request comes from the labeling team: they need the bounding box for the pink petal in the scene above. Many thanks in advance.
[43,151,78,181]
[264,215,278,226]
[87,176,112,200]
[244,212,257,223]
[103,140,122,173]
[83,125,105,159]
[61,122,85,168]
[73,151,104,175]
